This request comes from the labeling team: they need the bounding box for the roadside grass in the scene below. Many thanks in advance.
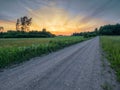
[100,36,120,81]
[101,82,113,90]
[0,36,88,68]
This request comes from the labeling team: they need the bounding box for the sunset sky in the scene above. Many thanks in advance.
[0,0,120,35]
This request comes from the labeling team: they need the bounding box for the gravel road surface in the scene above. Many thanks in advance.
[0,37,119,90]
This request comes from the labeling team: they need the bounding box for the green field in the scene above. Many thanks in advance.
[100,36,120,81]
[0,36,87,68]
[0,38,53,48]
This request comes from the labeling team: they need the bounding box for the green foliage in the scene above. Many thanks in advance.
[0,36,86,68]
[101,82,113,90]
[101,36,120,81]
[0,30,55,38]
[99,24,120,35]
[72,28,98,38]
[73,23,120,37]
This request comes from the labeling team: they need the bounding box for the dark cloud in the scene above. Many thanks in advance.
[0,0,120,24]
[80,0,113,23]
[0,13,15,22]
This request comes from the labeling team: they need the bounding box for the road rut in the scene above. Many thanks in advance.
[0,37,119,90]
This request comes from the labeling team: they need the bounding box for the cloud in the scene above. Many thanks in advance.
[0,0,118,35]
[28,5,107,35]
[0,14,11,21]
[80,0,113,23]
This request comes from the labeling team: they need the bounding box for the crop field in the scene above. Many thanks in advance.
[0,38,53,48]
[100,36,120,81]
[0,36,87,68]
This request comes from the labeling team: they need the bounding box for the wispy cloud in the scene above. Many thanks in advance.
[80,0,113,23]
[0,0,119,35]
[28,5,107,35]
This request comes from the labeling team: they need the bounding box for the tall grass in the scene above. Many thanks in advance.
[0,36,87,68]
[100,36,120,81]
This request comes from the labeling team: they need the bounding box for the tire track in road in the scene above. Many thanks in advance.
[26,38,93,90]
[0,37,110,90]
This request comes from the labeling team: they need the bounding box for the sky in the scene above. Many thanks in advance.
[0,0,120,35]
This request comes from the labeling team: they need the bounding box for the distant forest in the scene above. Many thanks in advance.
[99,24,120,35]
[73,24,120,37]
[0,29,55,38]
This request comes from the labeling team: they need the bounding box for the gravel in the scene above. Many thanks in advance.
[0,37,119,90]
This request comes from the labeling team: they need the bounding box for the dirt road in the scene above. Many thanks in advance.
[0,37,119,90]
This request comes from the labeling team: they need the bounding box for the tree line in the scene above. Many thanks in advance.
[99,24,120,35]
[72,28,98,38]
[72,23,120,37]
[0,29,55,38]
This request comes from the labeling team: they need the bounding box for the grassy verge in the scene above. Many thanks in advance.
[0,36,88,68]
[100,36,120,81]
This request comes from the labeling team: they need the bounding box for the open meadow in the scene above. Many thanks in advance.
[100,36,120,81]
[0,36,87,68]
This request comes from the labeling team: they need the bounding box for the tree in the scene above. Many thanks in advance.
[16,19,20,31]
[16,16,32,32]
[94,28,98,34]
[42,28,46,32]
[99,24,120,35]
[0,27,4,32]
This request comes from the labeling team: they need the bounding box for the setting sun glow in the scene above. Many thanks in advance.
[0,5,107,35]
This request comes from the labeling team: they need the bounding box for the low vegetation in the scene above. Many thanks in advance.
[72,28,98,38]
[99,24,120,35]
[0,29,55,38]
[101,82,113,90]
[101,36,120,81]
[73,23,120,37]
[0,36,88,68]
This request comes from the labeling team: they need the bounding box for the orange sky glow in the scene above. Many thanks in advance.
[0,5,108,35]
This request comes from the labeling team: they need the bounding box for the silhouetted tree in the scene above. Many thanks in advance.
[42,28,46,32]
[16,16,32,31]
[0,27,4,32]
[99,24,120,35]
[16,19,20,31]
